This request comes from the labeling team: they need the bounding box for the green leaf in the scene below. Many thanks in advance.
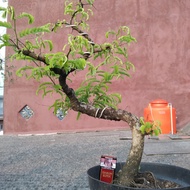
[0,21,12,28]
[38,82,52,88]
[36,82,53,95]
[153,129,159,136]
[19,23,51,37]
[18,12,34,24]
[45,52,67,69]
[118,70,130,77]
[0,7,7,18]
[105,30,116,38]
[52,19,66,32]
[64,2,74,15]
[43,40,53,51]
[16,66,34,77]
[72,58,86,70]
[119,35,136,43]
[125,61,135,71]
[0,7,7,12]
[8,6,15,20]
[2,34,10,41]
[110,93,121,103]
[140,117,145,125]
[53,84,62,92]
[115,47,126,55]
[140,125,146,134]
[145,122,152,129]
[0,44,5,49]
[86,0,94,5]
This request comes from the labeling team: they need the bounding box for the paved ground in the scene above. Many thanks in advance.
[0,130,190,190]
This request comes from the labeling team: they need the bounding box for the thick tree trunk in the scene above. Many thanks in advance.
[115,125,145,186]
[58,75,145,187]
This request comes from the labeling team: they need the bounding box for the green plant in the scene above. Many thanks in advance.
[0,1,161,187]
[140,117,161,136]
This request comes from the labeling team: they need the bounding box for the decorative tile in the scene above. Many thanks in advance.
[19,105,34,120]
[56,108,67,121]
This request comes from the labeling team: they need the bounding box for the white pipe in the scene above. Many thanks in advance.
[149,103,154,121]
[169,103,174,135]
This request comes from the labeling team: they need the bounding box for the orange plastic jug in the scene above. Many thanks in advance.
[144,99,176,134]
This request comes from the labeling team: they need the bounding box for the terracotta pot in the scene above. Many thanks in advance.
[87,162,190,190]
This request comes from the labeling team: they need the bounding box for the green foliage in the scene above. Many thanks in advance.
[43,40,53,51]
[21,38,53,52]
[140,117,161,136]
[17,12,34,24]
[19,23,51,37]
[16,63,57,81]
[36,82,63,97]
[72,25,136,109]
[36,83,70,120]
[0,34,11,49]
[45,52,67,69]
[0,0,136,118]
[64,0,93,30]
[67,34,92,57]
[0,6,15,20]
[75,76,122,109]
[16,65,34,77]
[86,0,94,5]
[49,98,70,116]
[0,8,8,19]
[0,21,12,28]
[9,6,16,20]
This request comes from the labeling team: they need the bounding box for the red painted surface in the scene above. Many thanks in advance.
[3,0,190,134]
[144,99,176,134]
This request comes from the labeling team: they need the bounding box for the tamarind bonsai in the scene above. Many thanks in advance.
[0,0,161,187]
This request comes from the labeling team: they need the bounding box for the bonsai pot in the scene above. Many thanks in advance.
[87,162,190,190]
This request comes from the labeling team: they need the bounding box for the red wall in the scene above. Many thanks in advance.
[4,0,190,134]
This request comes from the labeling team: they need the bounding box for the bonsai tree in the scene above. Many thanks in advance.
[0,0,163,188]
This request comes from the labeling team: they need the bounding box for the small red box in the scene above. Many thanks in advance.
[100,168,115,183]
[99,155,117,183]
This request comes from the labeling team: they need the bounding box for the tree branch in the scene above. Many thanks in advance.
[58,71,139,128]
[22,50,46,63]
[21,48,138,128]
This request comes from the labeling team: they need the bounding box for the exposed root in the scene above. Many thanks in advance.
[114,171,181,189]
[131,171,161,189]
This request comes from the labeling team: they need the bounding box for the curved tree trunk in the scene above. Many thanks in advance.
[58,75,145,187]
[21,51,146,187]
[115,125,145,186]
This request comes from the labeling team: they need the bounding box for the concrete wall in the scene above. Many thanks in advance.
[3,0,190,134]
